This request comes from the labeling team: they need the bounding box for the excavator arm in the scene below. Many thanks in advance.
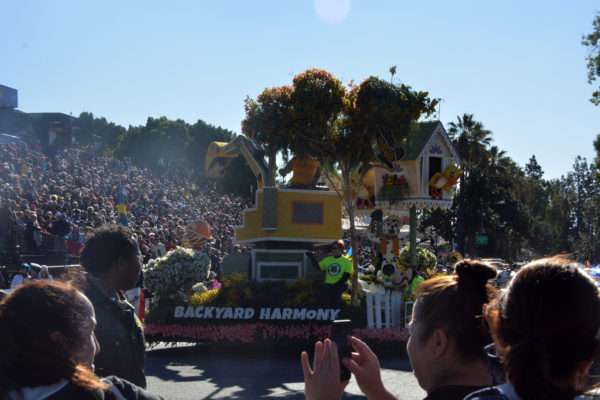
[205,136,269,190]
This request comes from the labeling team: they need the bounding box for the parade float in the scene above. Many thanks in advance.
[142,70,461,351]
[143,122,461,350]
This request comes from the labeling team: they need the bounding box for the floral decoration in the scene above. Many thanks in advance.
[381,173,408,186]
[143,246,210,298]
[377,173,409,203]
[190,288,220,308]
[397,246,437,272]
[213,273,323,309]
[191,282,208,294]
[144,323,409,345]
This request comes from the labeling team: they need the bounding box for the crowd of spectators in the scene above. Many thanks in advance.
[0,140,382,286]
[0,140,252,276]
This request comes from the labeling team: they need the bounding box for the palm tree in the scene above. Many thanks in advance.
[448,114,492,166]
[447,114,493,256]
[486,146,511,178]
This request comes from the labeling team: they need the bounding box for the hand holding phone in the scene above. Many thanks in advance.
[330,319,352,381]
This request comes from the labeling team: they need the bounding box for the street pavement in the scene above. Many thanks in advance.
[146,343,426,399]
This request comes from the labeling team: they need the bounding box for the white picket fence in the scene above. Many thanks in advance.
[365,289,405,328]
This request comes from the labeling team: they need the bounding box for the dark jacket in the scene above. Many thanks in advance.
[484,343,506,386]
[424,385,489,400]
[50,218,71,237]
[84,276,147,388]
[464,383,520,400]
[43,376,163,400]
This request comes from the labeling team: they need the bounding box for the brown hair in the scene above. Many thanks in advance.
[0,280,107,396]
[491,257,600,400]
[413,259,497,362]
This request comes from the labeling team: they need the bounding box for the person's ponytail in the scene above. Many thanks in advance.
[414,259,497,362]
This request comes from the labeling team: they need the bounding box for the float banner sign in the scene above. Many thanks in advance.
[475,235,488,245]
[0,85,18,108]
[174,306,341,321]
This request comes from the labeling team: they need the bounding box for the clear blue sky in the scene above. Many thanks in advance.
[2,0,599,179]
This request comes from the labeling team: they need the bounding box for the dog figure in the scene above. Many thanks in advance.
[378,217,403,276]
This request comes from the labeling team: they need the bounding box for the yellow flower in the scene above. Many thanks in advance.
[190,288,220,307]
[341,292,352,305]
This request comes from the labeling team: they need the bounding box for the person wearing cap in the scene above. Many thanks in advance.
[29,263,42,280]
[40,265,53,280]
[10,263,30,288]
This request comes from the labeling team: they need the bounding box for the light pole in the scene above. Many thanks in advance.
[476,211,486,257]
[585,198,597,263]
[480,212,486,235]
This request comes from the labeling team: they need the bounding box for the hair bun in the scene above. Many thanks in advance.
[455,259,497,285]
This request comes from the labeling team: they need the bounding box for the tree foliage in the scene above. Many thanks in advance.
[242,86,294,185]
[420,113,600,264]
[351,77,437,142]
[74,112,126,151]
[289,69,346,157]
[582,13,600,106]
[74,113,251,194]
[447,114,493,256]
[111,116,235,179]
[525,155,544,180]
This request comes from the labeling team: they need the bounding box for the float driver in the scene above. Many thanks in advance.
[306,240,353,309]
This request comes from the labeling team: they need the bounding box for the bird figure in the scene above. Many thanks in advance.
[429,164,463,199]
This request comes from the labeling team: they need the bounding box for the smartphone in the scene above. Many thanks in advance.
[330,319,352,381]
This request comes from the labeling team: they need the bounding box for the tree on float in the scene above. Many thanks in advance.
[243,68,437,306]
[242,85,296,186]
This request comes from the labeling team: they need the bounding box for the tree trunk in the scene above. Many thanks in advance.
[456,174,466,255]
[409,205,417,266]
[342,173,360,307]
[349,206,360,307]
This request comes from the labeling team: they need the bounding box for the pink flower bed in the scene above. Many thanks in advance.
[145,323,258,343]
[145,323,409,344]
[352,326,410,342]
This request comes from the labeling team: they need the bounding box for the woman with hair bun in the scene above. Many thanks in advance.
[466,256,600,400]
[0,280,162,400]
[302,259,498,400]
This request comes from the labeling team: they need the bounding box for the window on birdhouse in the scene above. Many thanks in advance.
[429,157,442,181]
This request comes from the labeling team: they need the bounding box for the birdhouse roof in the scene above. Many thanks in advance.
[402,120,460,162]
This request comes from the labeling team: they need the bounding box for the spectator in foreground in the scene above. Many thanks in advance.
[302,259,498,400]
[0,280,162,399]
[79,224,147,388]
[465,256,600,400]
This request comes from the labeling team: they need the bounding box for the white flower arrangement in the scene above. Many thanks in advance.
[192,282,208,294]
[143,246,211,297]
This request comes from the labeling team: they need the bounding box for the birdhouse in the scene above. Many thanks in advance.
[355,121,461,216]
